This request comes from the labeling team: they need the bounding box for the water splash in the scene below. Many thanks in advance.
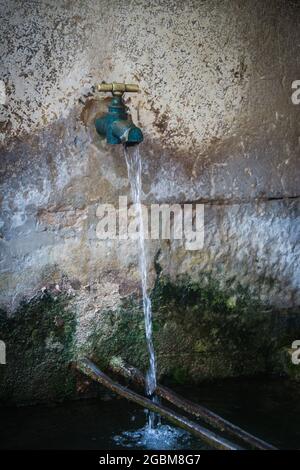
[124,145,158,428]
[113,424,193,450]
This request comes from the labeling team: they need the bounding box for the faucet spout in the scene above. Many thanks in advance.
[111,120,143,145]
[94,83,143,145]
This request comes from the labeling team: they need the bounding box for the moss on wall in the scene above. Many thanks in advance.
[83,274,300,386]
[0,293,76,405]
[162,276,300,382]
[0,274,299,405]
[82,297,149,372]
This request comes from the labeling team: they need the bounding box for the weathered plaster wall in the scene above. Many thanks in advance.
[0,0,299,401]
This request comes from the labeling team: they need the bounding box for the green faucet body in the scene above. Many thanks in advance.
[95,95,143,145]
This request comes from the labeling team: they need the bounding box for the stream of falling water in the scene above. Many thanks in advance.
[124,144,158,429]
[113,145,194,447]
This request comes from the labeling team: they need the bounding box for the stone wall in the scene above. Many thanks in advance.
[0,0,299,403]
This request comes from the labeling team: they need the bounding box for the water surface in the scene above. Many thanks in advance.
[0,377,299,449]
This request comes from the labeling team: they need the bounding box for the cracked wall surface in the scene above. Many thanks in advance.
[0,0,299,398]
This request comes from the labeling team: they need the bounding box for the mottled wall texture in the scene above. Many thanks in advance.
[0,0,299,402]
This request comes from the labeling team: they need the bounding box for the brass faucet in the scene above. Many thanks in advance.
[94,82,143,145]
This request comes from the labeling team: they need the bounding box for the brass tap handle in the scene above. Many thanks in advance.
[97,82,140,96]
